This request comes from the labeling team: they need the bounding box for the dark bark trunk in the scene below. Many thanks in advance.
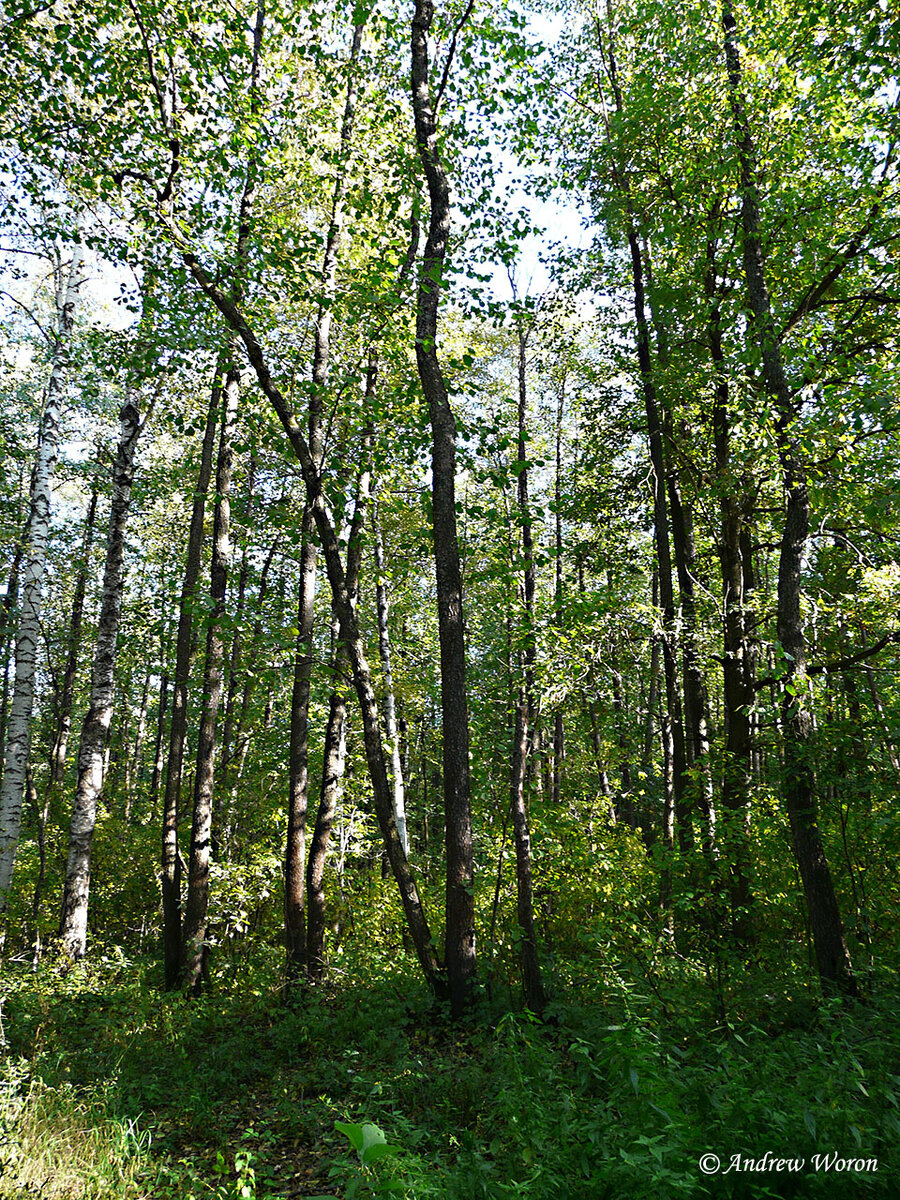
[181,366,238,993]
[411,0,475,1017]
[722,0,857,997]
[161,365,219,989]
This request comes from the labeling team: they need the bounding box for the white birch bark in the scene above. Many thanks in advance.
[0,244,85,909]
[59,393,142,957]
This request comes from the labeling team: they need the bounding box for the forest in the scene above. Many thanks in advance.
[0,0,898,1195]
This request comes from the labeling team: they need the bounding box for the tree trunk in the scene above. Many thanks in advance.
[372,496,408,855]
[0,244,84,908]
[708,250,755,939]
[411,0,475,1017]
[597,22,691,853]
[509,312,546,1014]
[59,395,142,957]
[175,263,442,996]
[306,613,348,983]
[282,19,363,986]
[161,364,220,989]
[722,0,857,997]
[149,670,168,817]
[181,364,238,993]
[51,484,99,786]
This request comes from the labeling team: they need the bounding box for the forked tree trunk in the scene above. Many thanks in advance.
[0,244,85,909]
[181,365,238,993]
[722,0,856,997]
[411,0,475,1018]
[60,395,142,957]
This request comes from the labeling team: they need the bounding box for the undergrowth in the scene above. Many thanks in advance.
[1,942,897,1199]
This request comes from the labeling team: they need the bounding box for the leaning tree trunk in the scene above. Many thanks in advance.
[161,365,220,989]
[181,364,238,993]
[722,0,857,997]
[175,253,442,994]
[411,0,476,1018]
[59,395,142,957]
[0,243,84,909]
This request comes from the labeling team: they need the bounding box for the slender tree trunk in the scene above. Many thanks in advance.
[597,20,691,853]
[864,665,900,776]
[303,388,373,982]
[372,497,408,855]
[125,668,151,822]
[51,485,98,785]
[411,0,475,1017]
[217,453,255,858]
[722,0,857,996]
[306,614,348,983]
[554,367,566,806]
[509,314,546,1014]
[161,366,220,989]
[150,670,168,816]
[175,226,442,994]
[0,245,84,908]
[221,535,279,848]
[181,365,238,992]
[59,395,142,957]
[707,249,755,938]
[282,20,363,986]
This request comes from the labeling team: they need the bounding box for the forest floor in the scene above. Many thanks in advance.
[1,941,898,1200]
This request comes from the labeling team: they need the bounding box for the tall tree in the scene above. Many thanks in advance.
[410,0,476,1017]
[721,0,857,996]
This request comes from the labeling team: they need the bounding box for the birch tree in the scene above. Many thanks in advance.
[0,241,84,909]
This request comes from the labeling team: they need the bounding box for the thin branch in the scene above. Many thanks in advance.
[434,0,476,117]
[0,289,51,343]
